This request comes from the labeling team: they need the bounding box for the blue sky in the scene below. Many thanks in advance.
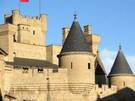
[0,0,135,72]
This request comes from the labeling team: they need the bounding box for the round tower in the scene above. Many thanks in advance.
[58,15,96,92]
[108,46,135,90]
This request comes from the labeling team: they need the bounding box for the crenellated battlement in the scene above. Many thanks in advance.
[5,63,64,74]
[95,84,117,92]
[92,84,118,98]
[4,10,47,32]
[3,10,48,46]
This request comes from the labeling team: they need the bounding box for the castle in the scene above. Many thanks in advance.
[0,10,135,101]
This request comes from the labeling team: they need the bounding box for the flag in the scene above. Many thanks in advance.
[20,0,29,3]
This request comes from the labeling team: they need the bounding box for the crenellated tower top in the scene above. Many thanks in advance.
[3,10,48,46]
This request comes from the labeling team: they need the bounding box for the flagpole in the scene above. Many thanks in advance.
[39,0,41,16]
[18,0,21,12]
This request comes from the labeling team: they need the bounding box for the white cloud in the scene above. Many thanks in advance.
[100,49,135,74]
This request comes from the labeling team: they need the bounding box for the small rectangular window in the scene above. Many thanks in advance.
[38,68,43,73]
[71,62,73,69]
[33,30,35,35]
[123,81,126,86]
[22,67,29,73]
[13,35,16,42]
[88,63,90,69]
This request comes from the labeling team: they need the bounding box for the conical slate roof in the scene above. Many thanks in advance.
[60,16,90,54]
[95,55,106,75]
[109,46,133,76]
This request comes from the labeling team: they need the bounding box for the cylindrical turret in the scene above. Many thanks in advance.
[59,52,95,84]
[58,15,95,93]
[108,46,135,90]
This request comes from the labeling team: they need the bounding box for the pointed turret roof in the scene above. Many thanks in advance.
[60,15,90,54]
[95,55,106,75]
[109,46,133,76]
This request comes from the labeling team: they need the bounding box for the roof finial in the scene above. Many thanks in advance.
[119,44,122,50]
[74,12,77,21]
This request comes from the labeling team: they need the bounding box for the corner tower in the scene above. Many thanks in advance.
[108,46,135,90]
[58,15,96,91]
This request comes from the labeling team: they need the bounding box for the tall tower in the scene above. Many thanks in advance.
[58,15,96,92]
[0,10,47,60]
[108,46,135,90]
[83,25,100,55]
[4,10,47,46]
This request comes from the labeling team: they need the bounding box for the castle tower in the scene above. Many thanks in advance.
[84,25,100,55]
[4,10,47,46]
[108,46,135,90]
[62,27,70,45]
[58,15,96,92]
[0,10,47,60]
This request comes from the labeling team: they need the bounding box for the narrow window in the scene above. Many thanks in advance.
[71,62,73,69]
[13,35,16,42]
[99,84,102,88]
[123,81,126,86]
[88,63,90,69]
[33,30,35,35]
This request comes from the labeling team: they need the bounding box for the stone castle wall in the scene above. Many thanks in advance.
[46,45,62,65]
[2,64,117,101]
[14,42,46,60]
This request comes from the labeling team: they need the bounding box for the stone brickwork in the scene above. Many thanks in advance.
[14,43,46,60]
[46,45,62,65]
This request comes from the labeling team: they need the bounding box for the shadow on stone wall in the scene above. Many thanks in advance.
[97,87,135,101]
[0,90,2,101]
